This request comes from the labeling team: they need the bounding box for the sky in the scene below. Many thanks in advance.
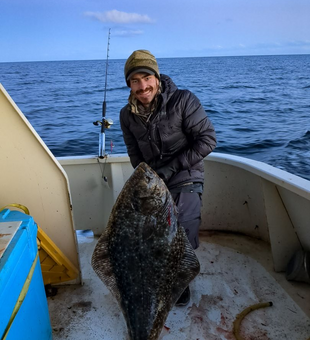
[1,0,310,62]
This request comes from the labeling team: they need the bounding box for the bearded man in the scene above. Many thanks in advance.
[119,50,217,306]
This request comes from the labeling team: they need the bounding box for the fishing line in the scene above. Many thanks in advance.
[97,157,108,182]
[97,139,114,183]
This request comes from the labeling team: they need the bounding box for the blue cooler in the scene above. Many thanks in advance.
[0,209,52,340]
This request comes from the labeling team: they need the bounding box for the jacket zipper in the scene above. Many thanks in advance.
[157,125,164,160]
[147,123,156,162]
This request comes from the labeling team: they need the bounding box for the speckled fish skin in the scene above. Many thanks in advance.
[91,162,200,340]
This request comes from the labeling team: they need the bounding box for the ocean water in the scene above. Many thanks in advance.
[1,55,310,180]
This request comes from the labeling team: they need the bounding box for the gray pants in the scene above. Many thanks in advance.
[171,192,202,250]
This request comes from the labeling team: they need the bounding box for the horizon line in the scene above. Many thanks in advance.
[1,52,310,64]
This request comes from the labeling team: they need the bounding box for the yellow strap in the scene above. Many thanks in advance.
[0,204,30,215]
[1,252,39,340]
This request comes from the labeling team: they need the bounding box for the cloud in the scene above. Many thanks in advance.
[85,10,154,24]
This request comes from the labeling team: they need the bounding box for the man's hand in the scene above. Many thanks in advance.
[156,166,174,182]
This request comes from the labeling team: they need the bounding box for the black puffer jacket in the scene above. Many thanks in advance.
[120,74,216,189]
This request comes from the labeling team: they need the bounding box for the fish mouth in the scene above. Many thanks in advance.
[137,162,151,173]
[137,163,157,183]
[132,163,168,203]
[138,162,160,178]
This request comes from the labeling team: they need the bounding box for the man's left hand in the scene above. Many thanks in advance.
[155,166,174,182]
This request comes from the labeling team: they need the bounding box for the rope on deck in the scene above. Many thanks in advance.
[233,301,273,340]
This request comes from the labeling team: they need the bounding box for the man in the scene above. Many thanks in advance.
[120,50,217,306]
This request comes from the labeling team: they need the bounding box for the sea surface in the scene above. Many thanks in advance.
[1,55,310,180]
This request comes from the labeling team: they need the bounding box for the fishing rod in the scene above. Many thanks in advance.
[93,28,113,158]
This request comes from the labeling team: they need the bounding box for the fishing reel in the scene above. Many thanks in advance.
[93,118,113,129]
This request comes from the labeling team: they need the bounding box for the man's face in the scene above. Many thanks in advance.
[129,73,159,107]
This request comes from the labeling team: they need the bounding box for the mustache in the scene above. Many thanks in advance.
[136,86,153,95]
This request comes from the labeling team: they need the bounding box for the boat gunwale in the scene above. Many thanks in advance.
[57,152,310,200]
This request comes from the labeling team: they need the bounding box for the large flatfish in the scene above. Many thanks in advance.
[91,162,200,339]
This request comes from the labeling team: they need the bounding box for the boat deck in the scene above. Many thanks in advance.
[47,231,310,340]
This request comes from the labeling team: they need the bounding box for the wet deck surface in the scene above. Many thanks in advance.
[48,231,310,340]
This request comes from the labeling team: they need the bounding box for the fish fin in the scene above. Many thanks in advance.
[171,228,200,304]
[91,231,121,302]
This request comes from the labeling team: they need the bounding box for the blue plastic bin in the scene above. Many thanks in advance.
[0,209,52,340]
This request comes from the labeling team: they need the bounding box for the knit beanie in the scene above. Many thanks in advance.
[124,50,160,86]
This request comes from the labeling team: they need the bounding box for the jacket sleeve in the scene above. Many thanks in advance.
[156,91,216,181]
[180,90,217,167]
[120,107,145,168]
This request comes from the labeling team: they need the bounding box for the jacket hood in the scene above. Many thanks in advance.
[159,74,178,107]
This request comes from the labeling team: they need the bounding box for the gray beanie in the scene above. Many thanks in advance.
[124,50,160,86]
